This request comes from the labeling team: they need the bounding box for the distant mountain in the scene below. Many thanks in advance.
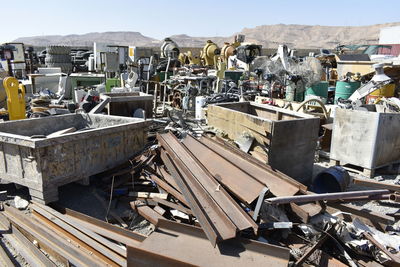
[13,22,400,49]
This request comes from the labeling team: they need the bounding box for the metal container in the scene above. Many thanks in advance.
[0,113,150,203]
[305,81,329,99]
[285,84,304,102]
[101,92,153,118]
[334,81,360,104]
[207,102,320,184]
[312,166,350,193]
[330,108,400,177]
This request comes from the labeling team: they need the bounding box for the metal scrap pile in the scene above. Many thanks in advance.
[0,131,399,266]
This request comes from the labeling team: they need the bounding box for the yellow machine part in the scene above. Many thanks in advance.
[202,40,220,66]
[3,77,26,120]
[369,83,395,97]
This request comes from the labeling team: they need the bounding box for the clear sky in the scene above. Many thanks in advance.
[2,0,400,43]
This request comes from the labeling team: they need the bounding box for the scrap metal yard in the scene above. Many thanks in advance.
[1,2,400,266]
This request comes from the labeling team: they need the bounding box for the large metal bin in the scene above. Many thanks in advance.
[101,92,153,118]
[330,108,400,177]
[206,102,320,184]
[0,113,150,203]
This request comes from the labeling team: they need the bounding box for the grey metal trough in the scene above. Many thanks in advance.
[0,113,150,203]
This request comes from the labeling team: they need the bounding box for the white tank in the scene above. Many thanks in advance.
[195,96,206,120]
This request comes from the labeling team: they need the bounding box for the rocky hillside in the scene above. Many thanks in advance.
[14,22,400,49]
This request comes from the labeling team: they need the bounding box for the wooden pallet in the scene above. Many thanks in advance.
[329,159,400,178]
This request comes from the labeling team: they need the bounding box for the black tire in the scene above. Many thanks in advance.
[46,45,71,55]
[45,54,71,64]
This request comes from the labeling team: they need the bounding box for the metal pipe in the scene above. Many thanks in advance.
[389,193,400,203]
[265,189,391,204]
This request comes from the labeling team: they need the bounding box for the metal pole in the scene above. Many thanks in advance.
[265,189,390,204]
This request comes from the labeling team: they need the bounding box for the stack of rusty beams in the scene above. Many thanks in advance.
[157,132,258,246]
[0,202,291,267]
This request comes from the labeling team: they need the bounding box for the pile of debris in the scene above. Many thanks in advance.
[0,131,399,267]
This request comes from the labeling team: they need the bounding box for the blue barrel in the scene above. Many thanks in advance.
[334,81,360,104]
[312,166,350,193]
[305,81,329,99]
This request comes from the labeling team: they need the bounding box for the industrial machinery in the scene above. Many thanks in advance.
[338,63,393,109]
[160,38,180,59]
[2,77,26,120]
[220,34,245,62]
[201,40,220,66]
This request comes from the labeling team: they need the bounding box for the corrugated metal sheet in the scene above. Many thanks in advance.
[378,44,400,56]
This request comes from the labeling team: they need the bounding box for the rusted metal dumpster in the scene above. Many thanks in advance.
[0,113,150,203]
[206,102,320,184]
[101,92,153,118]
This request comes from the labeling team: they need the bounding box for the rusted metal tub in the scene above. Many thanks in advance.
[0,113,150,203]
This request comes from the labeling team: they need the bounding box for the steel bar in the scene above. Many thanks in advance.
[146,172,189,206]
[266,190,391,204]
[160,133,257,232]
[363,232,400,263]
[389,193,400,202]
[152,197,193,215]
[0,240,14,267]
[131,201,164,226]
[181,135,265,204]
[31,204,125,266]
[32,202,126,258]
[353,178,400,191]
[0,212,56,267]
[2,205,103,267]
[160,148,220,245]
[32,211,119,267]
[55,206,146,246]
[134,219,290,267]
[294,234,329,266]
[159,142,236,246]
[328,202,395,225]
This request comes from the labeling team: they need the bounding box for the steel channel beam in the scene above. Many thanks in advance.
[146,172,189,206]
[56,206,146,246]
[0,212,56,267]
[159,133,257,232]
[135,219,289,267]
[181,135,264,204]
[199,136,304,196]
[158,141,236,246]
[31,204,125,266]
[266,189,391,204]
[160,148,220,244]
[2,205,103,267]
[353,178,400,191]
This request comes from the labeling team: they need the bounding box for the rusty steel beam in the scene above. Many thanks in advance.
[2,205,103,267]
[266,189,390,204]
[0,212,56,267]
[32,202,126,258]
[159,147,220,245]
[181,135,265,204]
[158,133,257,245]
[55,206,146,246]
[133,219,290,267]
[31,204,125,266]
[131,201,164,226]
[152,197,193,215]
[353,178,400,192]
[211,135,308,192]
[146,171,189,206]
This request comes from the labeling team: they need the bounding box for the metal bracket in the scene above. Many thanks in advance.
[252,187,269,221]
